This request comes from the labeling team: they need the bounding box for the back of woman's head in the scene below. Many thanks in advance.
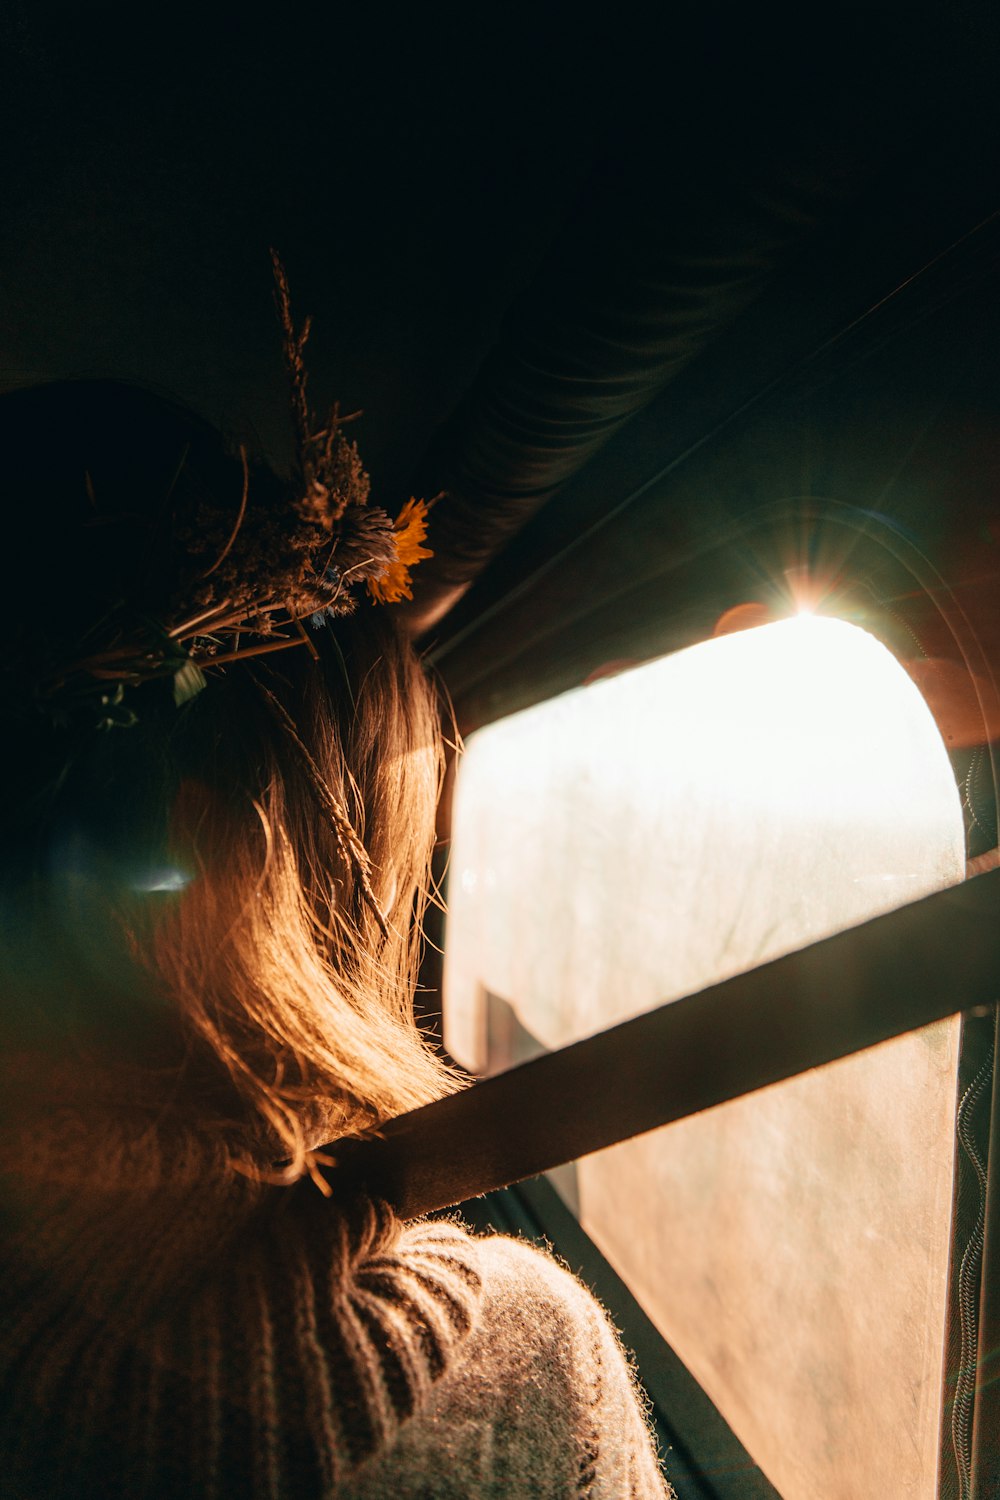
[0,381,455,1180]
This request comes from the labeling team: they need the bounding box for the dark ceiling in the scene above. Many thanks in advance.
[4,4,1000,729]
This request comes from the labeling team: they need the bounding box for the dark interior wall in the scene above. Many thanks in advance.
[5,6,1000,762]
[1,5,603,489]
[6,4,997,510]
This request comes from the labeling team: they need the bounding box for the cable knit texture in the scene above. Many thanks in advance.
[0,1115,672,1498]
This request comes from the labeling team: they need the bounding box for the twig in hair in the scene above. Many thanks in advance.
[168,600,234,640]
[270,248,312,469]
[256,681,390,938]
[293,616,320,661]
[198,637,299,668]
[203,446,250,577]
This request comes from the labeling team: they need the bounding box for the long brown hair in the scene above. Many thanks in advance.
[0,381,460,1183]
[151,612,459,1179]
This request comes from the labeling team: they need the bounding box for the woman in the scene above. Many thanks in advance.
[0,359,672,1496]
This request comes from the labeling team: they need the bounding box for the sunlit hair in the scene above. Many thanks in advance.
[150,613,458,1179]
[0,381,460,1183]
[145,612,455,1173]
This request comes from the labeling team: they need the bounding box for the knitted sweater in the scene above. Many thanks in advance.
[0,1123,673,1499]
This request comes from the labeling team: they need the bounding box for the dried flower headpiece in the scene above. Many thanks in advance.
[34,251,432,729]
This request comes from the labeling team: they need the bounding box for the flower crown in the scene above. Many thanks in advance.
[38,251,432,730]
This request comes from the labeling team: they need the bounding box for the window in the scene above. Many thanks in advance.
[444,616,966,1500]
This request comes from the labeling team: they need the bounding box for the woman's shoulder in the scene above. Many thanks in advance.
[5,1186,671,1497]
[335,1213,674,1498]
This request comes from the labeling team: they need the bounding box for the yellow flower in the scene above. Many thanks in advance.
[367,497,434,604]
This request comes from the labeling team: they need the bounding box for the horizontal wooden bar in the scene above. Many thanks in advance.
[330,866,1000,1218]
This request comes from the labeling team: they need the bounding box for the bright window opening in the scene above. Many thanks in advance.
[444,617,965,1500]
